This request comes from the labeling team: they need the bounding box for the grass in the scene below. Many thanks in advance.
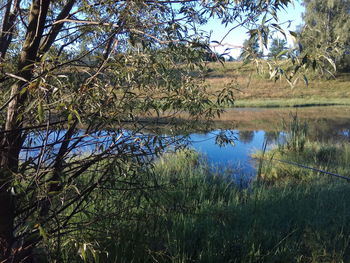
[255,139,350,182]
[205,61,350,108]
[232,98,350,108]
[253,114,350,183]
[56,148,350,262]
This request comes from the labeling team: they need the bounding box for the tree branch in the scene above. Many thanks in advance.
[39,0,76,56]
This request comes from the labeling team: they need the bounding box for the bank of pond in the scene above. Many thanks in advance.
[57,135,350,262]
[57,148,350,262]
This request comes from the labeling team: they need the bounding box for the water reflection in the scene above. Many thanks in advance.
[264,131,281,143]
[238,131,254,144]
[189,119,350,178]
[190,130,266,176]
[20,107,350,180]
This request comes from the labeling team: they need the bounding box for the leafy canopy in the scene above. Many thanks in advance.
[0,0,319,261]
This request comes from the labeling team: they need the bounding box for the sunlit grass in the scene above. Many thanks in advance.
[254,114,350,183]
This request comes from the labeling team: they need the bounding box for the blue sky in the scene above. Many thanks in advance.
[205,1,305,58]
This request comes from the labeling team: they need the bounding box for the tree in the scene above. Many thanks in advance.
[268,38,288,59]
[239,36,263,61]
[0,0,293,261]
[300,0,350,72]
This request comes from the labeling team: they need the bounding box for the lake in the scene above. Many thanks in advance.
[21,106,350,181]
[187,106,350,180]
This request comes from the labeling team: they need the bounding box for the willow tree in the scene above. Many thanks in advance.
[300,0,350,72]
[0,0,294,261]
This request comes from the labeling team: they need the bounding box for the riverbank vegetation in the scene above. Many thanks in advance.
[254,114,350,183]
[50,115,350,261]
[55,149,350,262]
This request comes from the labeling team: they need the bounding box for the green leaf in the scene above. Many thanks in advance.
[72,109,82,124]
[303,75,309,87]
[38,225,48,242]
[289,31,298,38]
[289,31,298,42]
[277,49,289,58]
[321,55,337,71]
[19,87,27,95]
[38,101,44,123]
[67,113,73,127]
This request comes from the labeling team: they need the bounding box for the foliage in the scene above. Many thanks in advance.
[282,113,309,152]
[0,0,296,261]
[257,140,350,182]
[239,36,263,61]
[254,114,350,183]
[234,0,350,87]
[57,149,350,262]
[299,0,350,72]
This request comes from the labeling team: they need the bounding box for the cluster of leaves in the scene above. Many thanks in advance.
[299,0,350,73]
[238,0,350,88]
[0,0,316,261]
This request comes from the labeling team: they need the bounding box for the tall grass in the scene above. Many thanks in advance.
[56,149,350,262]
[255,114,350,183]
[282,113,308,152]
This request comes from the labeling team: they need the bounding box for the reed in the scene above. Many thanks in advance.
[254,114,350,183]
[57,149,350,262]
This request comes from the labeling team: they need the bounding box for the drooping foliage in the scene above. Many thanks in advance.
[0,0,309,261]
[240,36,263,60]
[300,0,350,72]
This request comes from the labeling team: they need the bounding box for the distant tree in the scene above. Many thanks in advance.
[239,36,263,61]
[300,0,350,72]
[205,51,225,62]
[227,55,236,62]
[268,38,288,59]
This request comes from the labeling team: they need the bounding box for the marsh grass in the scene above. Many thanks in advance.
[57,149,350,262]
[259,141,350,182]
[254,114,350,183]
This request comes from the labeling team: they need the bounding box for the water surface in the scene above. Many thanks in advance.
[187,106,350,178]
[21,106,350,180]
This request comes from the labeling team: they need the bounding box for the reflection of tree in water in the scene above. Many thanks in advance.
[264,131,281,143]
[307,120,350,143]
[239,130,255,144]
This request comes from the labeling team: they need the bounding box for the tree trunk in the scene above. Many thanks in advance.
[0,0,20,61]
[0,0,50,260]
